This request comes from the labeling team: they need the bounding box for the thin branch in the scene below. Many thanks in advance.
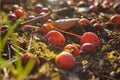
[20,7,75,26]
[20,11,51,26]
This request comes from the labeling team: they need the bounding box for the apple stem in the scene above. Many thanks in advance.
[55,28,81,39]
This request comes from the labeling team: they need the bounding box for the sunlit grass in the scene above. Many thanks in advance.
[0,11,57,79]
[0,12,36,79]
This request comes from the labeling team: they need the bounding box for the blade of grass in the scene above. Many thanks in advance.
[0,19,20,54]
[0,58,18,75]
[17,58,36,80]
[27,35,32,51]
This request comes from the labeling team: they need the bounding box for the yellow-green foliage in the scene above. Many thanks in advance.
[30,39,57,61]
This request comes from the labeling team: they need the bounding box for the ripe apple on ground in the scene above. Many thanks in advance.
[110,15,120,26]
[34,4,43,13]
[93,22,103,31]
[45,30,65,47]
[14,8,25,18]
[55,51,76,70]
[64,44,80,57]
[80,43,96,53]
[0,25,8,37]
[78,18,90,26]
[80,32,100,47]
[8,12,17,21]
[21,53,40,72]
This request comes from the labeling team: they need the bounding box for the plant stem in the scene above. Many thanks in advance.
[10,45,22,56]
[55,28,81,39]
[20,11,51,26]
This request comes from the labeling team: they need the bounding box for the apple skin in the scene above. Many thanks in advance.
[8,13,17,21]
[14,8,24,18]
[80,32,100,47]
[34,4,43,13]
[21,53,40,71]
[93,23,103,31]
[110,15,120,26]
[64,44,80,57]
[0,25,8,31]
[45,30,65,47]
[0,25,8,37]
[78,18,90,26]
[55,51,76,70]
[80,43,96,53]
[89,5,99,13]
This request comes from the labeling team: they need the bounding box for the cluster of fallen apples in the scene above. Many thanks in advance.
[44,14,120,70]
[1,1,120,78]
[45,28,100,70]
[1,12,120,72]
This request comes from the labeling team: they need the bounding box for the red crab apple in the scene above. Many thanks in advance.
[78,18,90,26]
[34,4,43,13]
[55,51,76,70]
[45,30,65,47]
[110,15,120,26]
[14,8,24,18]
[80,32,100,47]
[0,25,8,31]
[11,4,19,11]
[0,25,8,37]
[21,53,40,71]
[89,5,99,13]
[64,44,80,57]
[93,23,103,31]
[80,43,96,53]
[8,12,17,21]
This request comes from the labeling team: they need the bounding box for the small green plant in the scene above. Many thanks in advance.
[0,11,58,80]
